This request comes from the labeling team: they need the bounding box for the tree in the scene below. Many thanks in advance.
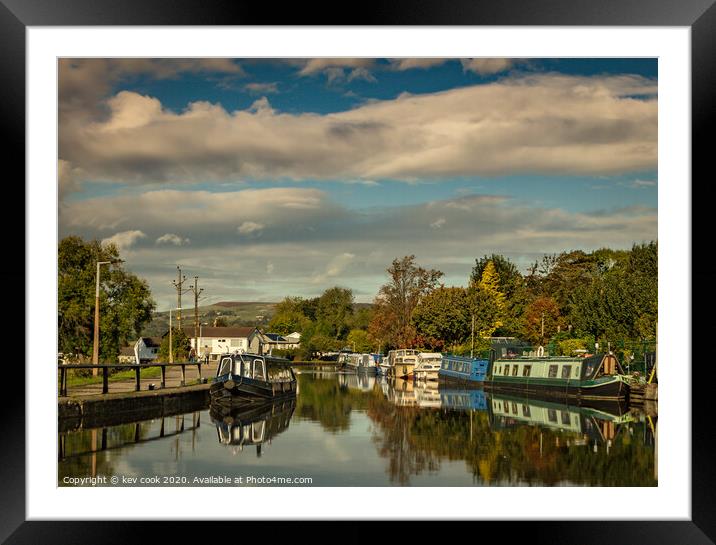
[316,287,354,340]
[370,256,443,348]
[521,296,563,345]
[58,236,155,362]
[347,329,373,352]
[412,287,470,351]
[157,327,192,362]
[268,296,311,335]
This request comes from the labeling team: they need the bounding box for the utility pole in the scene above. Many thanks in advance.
[92,259,122,374]
[172,266,188,331]
[541,311,545,345]
[471,313,475,358]
[189,276,204,359]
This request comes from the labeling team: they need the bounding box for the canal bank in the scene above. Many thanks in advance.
[59,383,210,431]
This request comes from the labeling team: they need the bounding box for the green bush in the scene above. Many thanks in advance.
[557,338,590,356]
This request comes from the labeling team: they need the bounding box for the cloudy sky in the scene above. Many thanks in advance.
[58,58,657,309]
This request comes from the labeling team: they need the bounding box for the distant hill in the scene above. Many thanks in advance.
[139,300,373,337]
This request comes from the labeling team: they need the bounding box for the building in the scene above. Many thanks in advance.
[257,331,302,355]
[118,346,136,364]
[134,337,162,363]
[284,332,301,348]
[183,326,264,361]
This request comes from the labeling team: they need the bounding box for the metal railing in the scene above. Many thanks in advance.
[58,361,207,396]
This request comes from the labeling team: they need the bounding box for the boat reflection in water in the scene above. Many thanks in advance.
[413,380,441,408]
[487,393,633,446]
[210,397,296,457]
[338,372,376,392]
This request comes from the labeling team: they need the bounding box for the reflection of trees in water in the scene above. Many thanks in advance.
[367,393,656,486]
[58,420,154,482]
[295,374,375,432]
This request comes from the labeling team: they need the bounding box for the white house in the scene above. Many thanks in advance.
[133,337,162,363]
[184,326,264,361]
[284,332,301,348]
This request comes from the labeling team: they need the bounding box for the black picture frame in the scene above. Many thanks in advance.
[3,1,711,542]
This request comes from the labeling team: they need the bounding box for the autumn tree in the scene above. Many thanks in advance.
[370,255,443,349]
[521,296,563,345]
[469,254,527,335]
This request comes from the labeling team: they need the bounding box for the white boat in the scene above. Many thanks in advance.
[414,352,443,381]
[386,349,420,378]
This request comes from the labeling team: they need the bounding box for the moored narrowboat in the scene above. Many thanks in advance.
[209,352,297,405]
[438,354,490,387]
[485,352,630,401]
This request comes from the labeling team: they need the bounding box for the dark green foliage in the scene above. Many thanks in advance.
[58,236,155,363]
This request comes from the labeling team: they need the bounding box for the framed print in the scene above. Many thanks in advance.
[4,0,713,542]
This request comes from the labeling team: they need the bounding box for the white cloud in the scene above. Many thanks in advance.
[156,233,190,246]
[430,218,446,229]
[102,230,146,251]
[460,58,515,75]
[391,58,450,71]
[60,74,656,186]
[244,82,279,94]
[238,221,265,235]
[312,252,357,284]
[297,58,375,76]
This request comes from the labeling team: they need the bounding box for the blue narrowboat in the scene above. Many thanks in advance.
[438,354,490,387]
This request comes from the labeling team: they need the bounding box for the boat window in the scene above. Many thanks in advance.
[548,365,558,378]
[512,402,518,414]
[523,365,531,377]
[548,409,558,422]
[574,365,580,377]
[512,365,519,376]
[561,365,572,379]
[217,357,232,376]
[561,411,571,426]
[504,364,510,375]
[253,359,265,381]
[522,404,531,417]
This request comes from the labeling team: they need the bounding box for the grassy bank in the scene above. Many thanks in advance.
[60,366,163,388]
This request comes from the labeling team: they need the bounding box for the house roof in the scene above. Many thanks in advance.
[140,337,162,347]
[182,326,258,339]
[119,346,136,356]
[264,333,287,342]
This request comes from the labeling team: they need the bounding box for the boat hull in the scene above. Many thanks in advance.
[210,375,297,405]
[484,375,629,401]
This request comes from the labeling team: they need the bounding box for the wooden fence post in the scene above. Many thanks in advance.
[135,366,141,391]
[102,366,109,394]
[181,364,186,386]
[161,365,166,388]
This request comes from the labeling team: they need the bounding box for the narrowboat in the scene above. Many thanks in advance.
[338,372,376,391]
[413,352,443,381]
[485,352,630,401]
[210,397,295,456]
[209,352,297,405]
[438,354,490,387]
[386,349,420,379]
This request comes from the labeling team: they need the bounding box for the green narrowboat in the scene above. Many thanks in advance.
[485,352,631,402]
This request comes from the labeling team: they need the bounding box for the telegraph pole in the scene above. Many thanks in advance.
[189,276,204,358]
[172,266,188,330]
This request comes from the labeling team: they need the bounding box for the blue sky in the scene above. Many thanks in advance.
[58,58,657,308]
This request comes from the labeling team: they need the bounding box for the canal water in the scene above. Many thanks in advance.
[59,369,657,486]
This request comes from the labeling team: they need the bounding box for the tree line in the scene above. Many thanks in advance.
[270,242,657,359]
